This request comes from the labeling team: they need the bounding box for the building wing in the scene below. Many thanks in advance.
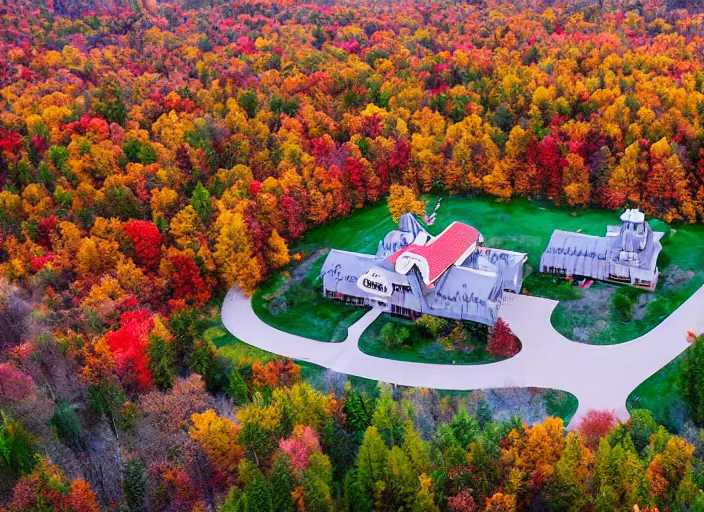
[388,222,480,285]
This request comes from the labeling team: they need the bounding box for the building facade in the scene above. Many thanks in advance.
[539,209,665,291]
[320,213,527,326]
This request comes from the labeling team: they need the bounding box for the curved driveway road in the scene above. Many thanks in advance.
[221,286,704,428]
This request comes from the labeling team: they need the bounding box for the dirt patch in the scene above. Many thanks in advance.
[265,249,329,315]
[632,293,655,321]
[662,266,696,289]
[292,248,329,280]
[559,287,615,342]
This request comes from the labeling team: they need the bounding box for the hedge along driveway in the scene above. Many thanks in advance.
[252,195,704,345]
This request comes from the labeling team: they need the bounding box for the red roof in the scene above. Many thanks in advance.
[388,222,480,285]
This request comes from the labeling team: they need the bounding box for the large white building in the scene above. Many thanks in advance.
[539,209,665,291]
[320,213,527,326]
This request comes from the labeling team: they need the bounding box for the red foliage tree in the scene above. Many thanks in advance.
[448,490,479,512]
[169,254,209,303]
[536,134,566,202]
[280,193,306,240]
[249,180,262,196]
[36,215,58,250]
[251,359,301,389]
[123,220,163,271]
[6,458,99,512]
[105,310,154,393]
[486,318,520,358]
[0,362,36,401]
[577,409,617,451]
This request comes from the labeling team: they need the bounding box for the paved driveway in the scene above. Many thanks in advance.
[221,286,704,427]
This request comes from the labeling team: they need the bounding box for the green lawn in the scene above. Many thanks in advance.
[544,389,580,426]
[252,254,370,342]
[626,353,690,433]
[358,314,513,365]
[252,195,704,346]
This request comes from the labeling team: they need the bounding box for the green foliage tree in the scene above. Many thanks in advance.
[356,426,390,506]
[93,80,127,125]
[302,453,334,512]
[381,323,410,349]
[344,383,375,434]
[449,406,480,449]
[227,365,250,405]
[190,182,213,224]
[401,421,430,476]
[123,458,147,512]
[245,469,273,512]
[147,335,175,391]
[269,453,295,512]
[679,335,704,425]
[50,397,83,451]
[188,338,226,393]
[476,398,493,429]
[0,412,37,481]
[371,393,403,447]
[238,91,259,119]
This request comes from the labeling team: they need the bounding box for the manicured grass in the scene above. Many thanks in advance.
[252,254,370,342]
[544,389,580,426]
[206,325,279,362]
[626,353,690,433]
[252,195,704,346]
[358,314,515,365]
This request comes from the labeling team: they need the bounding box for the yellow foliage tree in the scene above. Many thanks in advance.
[212,207,261,294]
[266,230,290,270]
[562,153,591,207]
[189,409,244,474]
[76,237,119,277]
[388,184,426,222]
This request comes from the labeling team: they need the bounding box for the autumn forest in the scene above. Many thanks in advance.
[3,0,704,510]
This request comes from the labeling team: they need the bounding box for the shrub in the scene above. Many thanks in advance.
[381,323,410,349]
[416,314,449,338]
[486,319,520,358]
[613,287,637,322]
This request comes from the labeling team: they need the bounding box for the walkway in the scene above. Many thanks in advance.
[221,286,704,428]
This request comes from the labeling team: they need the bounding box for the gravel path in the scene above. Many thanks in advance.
[221,286,704,428]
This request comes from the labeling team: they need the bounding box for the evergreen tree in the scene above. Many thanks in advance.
[476,398,493,429]
[321,417,357,483]
[356,426,390,505]
[220,486,247,512]
[0,413,37,480]
[50,397,83,452]
[371,394,402,447]
[386,446,418,509]
[344,468,371,512]
[123,458,147,512]
[245,469,273,512]
[627,409,659,456]
[147,334,175,391]
[269,453,295,512]
[546,432,594,512]
[680,336,704,426]
[303,453,335,512]
[344,384,375,434]
[190,181,213,224]
[188,338,226,393]
[449,406,480,449]
[227,365,250,405]
[401,421,430,476]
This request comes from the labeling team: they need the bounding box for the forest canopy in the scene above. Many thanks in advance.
[2,0,704,510]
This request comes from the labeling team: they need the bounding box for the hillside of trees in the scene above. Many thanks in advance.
[3,0,704,509]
